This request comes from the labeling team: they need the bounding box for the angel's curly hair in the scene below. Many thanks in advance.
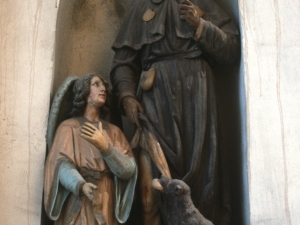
[71,73,111,118]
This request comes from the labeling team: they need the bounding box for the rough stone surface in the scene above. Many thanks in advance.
[52,0,136,94]
[0,1,57,224]
[239,0,300,224]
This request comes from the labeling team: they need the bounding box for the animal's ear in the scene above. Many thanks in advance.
[152,179,164,192]
[175,185,183,195]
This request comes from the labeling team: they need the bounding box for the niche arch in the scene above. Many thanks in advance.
[42,0,249,224]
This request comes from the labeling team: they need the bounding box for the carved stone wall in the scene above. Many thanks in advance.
[239,0,300,224]
[0,1,57,224]
[52,0,135,95]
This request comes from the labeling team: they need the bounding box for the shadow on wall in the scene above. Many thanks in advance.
[213,1,249,225]
[42,0,249,224]
[51,0,136,97]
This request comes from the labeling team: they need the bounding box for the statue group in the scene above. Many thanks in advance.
[44,0,239,224]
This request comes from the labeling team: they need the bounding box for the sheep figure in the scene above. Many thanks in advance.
[152,176,214,225]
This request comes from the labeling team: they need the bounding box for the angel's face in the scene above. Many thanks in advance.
[87,76,106,108]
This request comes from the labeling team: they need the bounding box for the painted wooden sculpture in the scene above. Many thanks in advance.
[44,74,137,225]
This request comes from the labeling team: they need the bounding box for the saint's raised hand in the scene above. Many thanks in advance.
[179,0,200,29]
[80,122,109,151]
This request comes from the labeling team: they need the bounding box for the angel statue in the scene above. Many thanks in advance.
[43,73,137,225]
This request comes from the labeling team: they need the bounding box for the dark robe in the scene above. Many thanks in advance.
[110,0,239,224]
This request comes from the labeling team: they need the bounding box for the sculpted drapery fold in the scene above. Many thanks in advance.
[110,0,239,224]
[44,118,137,225]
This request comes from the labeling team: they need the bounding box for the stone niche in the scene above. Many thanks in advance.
[52,0,136,95]
[47,0,247,225]
[48,0,247,225]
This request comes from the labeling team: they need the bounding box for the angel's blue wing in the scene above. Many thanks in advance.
[46,76,79,151]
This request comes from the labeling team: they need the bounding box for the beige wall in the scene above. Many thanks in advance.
[0,1,57,224]
[239,0,300,224]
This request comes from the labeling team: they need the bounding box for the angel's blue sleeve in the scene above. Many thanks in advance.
[114,160,137,223]
[58,161,86,196]
[101,144,136,180]
[100,143,137,223]
[45,160,83,221]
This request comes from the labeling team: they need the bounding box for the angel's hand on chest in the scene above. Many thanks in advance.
[80,122,109,151]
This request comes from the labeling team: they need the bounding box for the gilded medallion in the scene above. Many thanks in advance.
[143,9,156,22]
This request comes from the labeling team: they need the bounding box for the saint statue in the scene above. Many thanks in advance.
[110,0,239,224]
[44,74,137,225]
